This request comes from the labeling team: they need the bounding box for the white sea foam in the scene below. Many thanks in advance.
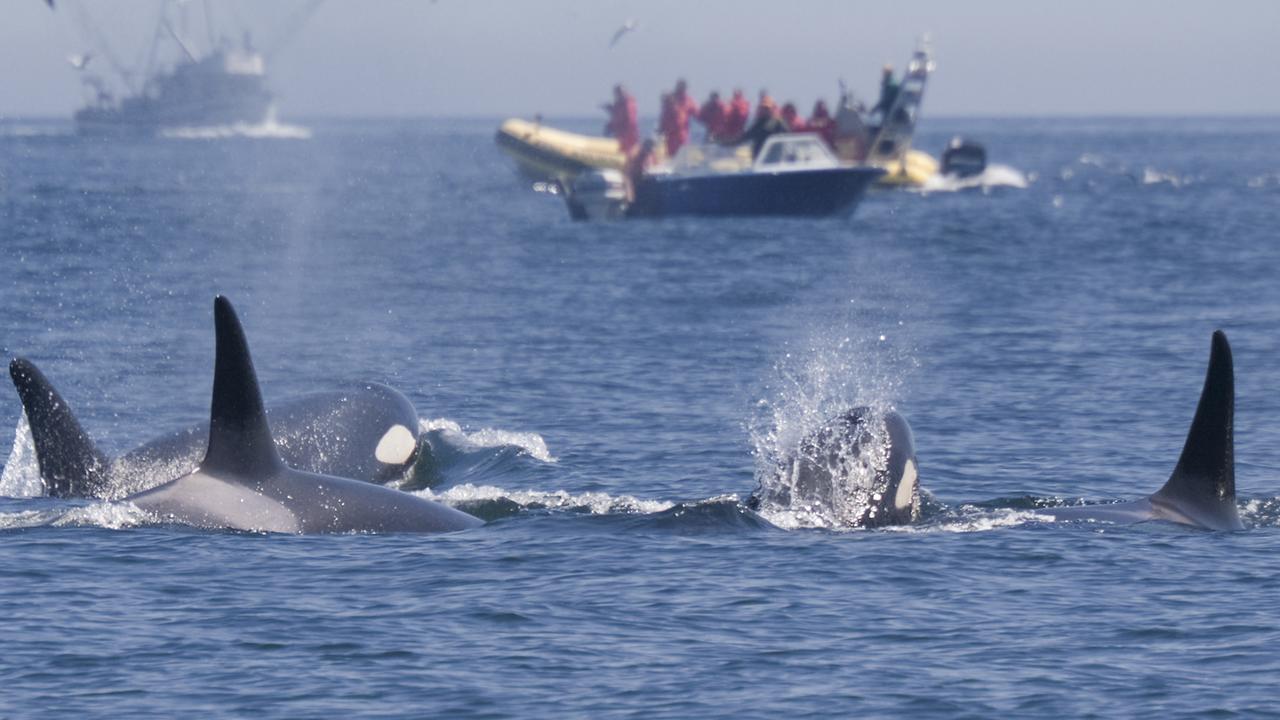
[51,501,148,530]
[0,509,57,531]
[1141,167,1190,187]
[417,483,673,515]
[0,413,46,498]
[160,119,312,140]
[420,418,556,463]
[1246,173,1279,189]
[890,508,1053,534]
[917,164,1030,194]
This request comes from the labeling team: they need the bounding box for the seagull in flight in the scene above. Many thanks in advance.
[609,18,639,48]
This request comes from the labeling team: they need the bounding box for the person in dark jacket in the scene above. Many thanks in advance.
[871,64,899,120]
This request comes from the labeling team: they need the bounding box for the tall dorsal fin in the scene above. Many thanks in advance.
[200,296,284,477]
[1151,330,1242,530]
[8,358,109,497]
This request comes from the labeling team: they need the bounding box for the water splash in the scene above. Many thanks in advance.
[420,418,556,463]
[51,502,149,530]
[0,413,46,498]
[917,163,1030,194]
[748,330,911,529]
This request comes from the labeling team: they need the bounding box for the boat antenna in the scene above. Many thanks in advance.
[53,0,141,96]
[203,0,217,51]
[162,17,199,63]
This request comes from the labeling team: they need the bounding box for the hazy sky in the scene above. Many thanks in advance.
[3,0,1280,119]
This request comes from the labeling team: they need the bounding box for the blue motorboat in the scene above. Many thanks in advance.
[564,134,885,220]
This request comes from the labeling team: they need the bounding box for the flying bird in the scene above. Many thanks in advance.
[609,18,639,48]
[66,53,93,70]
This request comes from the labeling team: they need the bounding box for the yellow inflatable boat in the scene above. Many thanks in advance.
[496,117,939,189]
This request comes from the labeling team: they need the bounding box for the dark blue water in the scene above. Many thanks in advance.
[2,116,1280,718]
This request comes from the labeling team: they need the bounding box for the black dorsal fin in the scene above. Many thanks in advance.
[200,296,284,477]
[1151,330,1242,530]
[8,358,109,497]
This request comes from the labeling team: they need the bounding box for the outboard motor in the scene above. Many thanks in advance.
[564,168,629,221]
[748,406,919,528]
[940,136,987,178]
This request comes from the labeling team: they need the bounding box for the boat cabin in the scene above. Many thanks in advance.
[662,134,841,177]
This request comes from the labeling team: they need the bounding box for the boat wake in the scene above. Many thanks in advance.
[159,119,312,140]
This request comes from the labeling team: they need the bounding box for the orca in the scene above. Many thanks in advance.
[747,330,1241,532]
[747,407,919,529]
[125,297,482,534]
[1038,330,1242,531]
[9,359,423,500]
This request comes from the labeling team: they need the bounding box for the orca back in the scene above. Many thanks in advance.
[130,296,481,534]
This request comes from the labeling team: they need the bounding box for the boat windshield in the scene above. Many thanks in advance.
[753,134,839,171]
[664,143,753,176]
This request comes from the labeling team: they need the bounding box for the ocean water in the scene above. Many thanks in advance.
[2,116,1280,717]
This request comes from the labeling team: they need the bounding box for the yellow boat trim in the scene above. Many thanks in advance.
[496,117,938,187]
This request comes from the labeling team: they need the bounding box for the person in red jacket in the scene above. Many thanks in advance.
[602,84,639,154]
[697,91,728,141]
[780,102,806,132]
[722,89,750,139]
[658,93,689,157]
[807,99,836,148]
[672,79,699,125]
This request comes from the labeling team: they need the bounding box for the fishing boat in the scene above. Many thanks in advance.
[497,44,940,189]
[74,46,273,135]
[47,0,321,136]
[563,133,885,220]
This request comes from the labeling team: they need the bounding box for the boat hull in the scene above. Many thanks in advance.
[628,167,885,218]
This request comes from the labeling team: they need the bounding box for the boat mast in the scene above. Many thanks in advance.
[203,0,217,50]
[56,0,141,96]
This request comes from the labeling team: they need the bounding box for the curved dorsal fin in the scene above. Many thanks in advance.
[1152,330,1241,530]
[200,296,283,477]
[8,358,109,497]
